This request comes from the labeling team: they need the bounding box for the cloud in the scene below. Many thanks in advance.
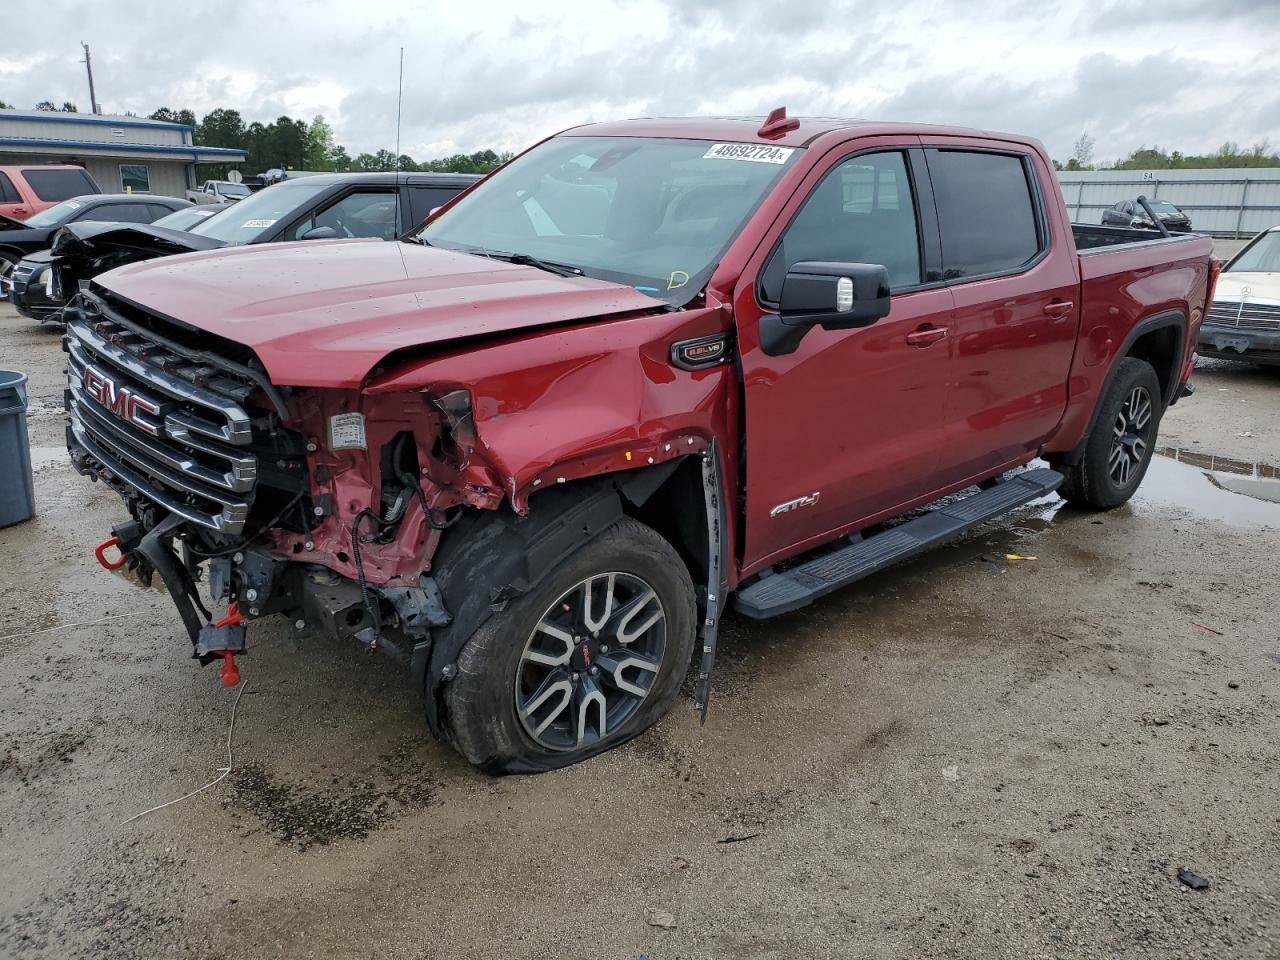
[0,0,1274,164]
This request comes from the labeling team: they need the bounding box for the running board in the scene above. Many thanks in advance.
[733,468,1063,619]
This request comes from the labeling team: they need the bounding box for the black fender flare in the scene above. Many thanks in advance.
[1055,308,1185,466]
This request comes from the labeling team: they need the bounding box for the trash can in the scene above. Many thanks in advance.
[0,370,35,528]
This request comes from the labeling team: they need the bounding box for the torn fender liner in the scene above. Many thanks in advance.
[694,440,728,722]
[417,482,626,737]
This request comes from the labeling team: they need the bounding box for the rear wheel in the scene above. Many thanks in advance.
[443,518,696,774]
[1058,357,1162,510]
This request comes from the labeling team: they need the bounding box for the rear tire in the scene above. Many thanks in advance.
[1059,357,1162,510]
[443,517,696,774]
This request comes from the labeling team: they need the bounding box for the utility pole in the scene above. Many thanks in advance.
[80,42,100,114]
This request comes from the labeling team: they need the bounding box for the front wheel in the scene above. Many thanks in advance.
[1058,357,1162,510]
[443,518,696,774]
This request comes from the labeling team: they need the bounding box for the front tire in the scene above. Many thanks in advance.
[1058,357,1162,510]
[443,518,696,774]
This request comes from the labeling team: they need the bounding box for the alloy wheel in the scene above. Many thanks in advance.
[515,572,667,752]
[1108,385,1154,486]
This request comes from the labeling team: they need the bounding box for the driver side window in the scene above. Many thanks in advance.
[294,190,399,241]
[761,151,922,301]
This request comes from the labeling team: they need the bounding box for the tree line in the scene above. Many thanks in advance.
[1056,133,1280,171]
[0,99,510,175]
[151,107,512,176]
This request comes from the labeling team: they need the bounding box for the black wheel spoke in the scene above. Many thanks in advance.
[515,571,667,752]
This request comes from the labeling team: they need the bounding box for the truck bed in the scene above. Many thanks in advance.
[1072,223,1200,252]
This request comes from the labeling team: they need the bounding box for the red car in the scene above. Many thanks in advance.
[0,164,100,220]
[65,112,1215,772]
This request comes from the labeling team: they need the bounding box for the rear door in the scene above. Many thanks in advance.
[0,172,27,220]
[735,139,958,569]
[920,143,1079,483]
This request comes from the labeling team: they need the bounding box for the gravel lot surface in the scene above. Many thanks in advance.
[1,289,1277,959]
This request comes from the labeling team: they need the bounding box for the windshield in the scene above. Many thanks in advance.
[217,182,251,198]
[188,181,330,244]
[23,198,86,227]
[1226,231,1280,273]
[1146,201,1180,215]
[418,136,799,303]
[154,206,223,231]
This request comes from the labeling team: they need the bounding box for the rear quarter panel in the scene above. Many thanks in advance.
[1045,234,1214,453]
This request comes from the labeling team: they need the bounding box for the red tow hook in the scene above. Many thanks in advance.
[94,536,128,570]
[211,603,248,688]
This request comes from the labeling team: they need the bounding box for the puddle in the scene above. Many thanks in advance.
[1129,449,1280,527]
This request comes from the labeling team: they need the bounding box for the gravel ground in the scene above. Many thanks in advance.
[0,297,1277,960]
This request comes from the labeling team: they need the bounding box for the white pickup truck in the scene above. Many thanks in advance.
[185,180,252,205]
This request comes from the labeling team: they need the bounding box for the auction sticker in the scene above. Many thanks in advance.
[240,219,277,229]
[702,143,794,164]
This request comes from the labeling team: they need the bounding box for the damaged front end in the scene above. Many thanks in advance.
[27,223,225,324]
[64,285,498,686]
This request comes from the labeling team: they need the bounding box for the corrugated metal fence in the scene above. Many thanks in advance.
[1056,168,1280,238]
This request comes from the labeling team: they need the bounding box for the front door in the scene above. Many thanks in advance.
[734,144,957,570]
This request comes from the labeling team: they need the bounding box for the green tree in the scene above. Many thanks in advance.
[197,108,246,148]
[396,154,418,171]
[330,145,351,171]
[0,99,10,109]
[305,115,336,171]
[150,107,196,127]
[60,101,78,113]
[35,101,57,111]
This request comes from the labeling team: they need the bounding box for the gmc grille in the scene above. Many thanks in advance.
[64,294,262,534]
[1205,299,1280,332]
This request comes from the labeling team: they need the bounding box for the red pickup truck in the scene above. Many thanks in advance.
[65,113,1216,773]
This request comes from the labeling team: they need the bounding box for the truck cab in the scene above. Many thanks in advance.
[64,114,1214,773]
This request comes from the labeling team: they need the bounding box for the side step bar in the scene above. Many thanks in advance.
[732,468,1063,619]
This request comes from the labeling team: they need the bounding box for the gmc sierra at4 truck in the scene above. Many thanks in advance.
[64,111,1216,773]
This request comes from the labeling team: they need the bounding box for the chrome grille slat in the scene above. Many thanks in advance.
[69,420,249,533]
[68,379,256,494]
[67,321,252,445]
[1206,299,1280,331]
[65,311,261,535]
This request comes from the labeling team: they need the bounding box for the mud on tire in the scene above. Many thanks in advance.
[442,518,696,774]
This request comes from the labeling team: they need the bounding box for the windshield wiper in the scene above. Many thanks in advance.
[494,251,583,278]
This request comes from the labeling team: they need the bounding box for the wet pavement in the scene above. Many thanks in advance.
[1,303,1278,959]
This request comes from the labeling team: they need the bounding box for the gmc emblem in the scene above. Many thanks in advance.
[83,364,162,435]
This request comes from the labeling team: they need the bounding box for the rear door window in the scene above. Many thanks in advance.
[927,150,1042,279]
[0,172,18,204]
[77,202,154,223]
[22,168,98,202]
[407,186,467,229]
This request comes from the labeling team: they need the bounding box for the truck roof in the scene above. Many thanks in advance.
[563,116,1041,151]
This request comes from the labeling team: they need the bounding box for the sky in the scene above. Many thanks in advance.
[1,0,1277,165]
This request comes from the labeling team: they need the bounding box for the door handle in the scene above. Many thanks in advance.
[1042,300,1074,318]
[905,325,948,347]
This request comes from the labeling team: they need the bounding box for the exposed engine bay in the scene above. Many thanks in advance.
[63,284,512,687]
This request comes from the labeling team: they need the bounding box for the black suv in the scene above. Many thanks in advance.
[9,172,481,323]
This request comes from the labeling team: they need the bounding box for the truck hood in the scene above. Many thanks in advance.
[93,238,666,388]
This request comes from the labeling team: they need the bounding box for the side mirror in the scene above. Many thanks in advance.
[300,226,340,241]
[760,261,891,356]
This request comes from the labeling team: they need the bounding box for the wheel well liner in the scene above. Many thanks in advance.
[416,457,709,737]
